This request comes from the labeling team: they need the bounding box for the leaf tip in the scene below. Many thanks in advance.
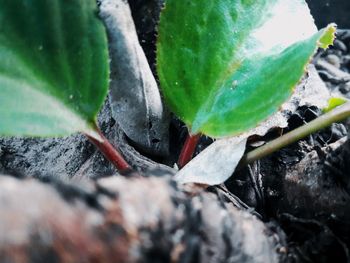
[323,97,348,113]
[317,23,337,49]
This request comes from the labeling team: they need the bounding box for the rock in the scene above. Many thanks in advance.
[325,54,341,68]
[334,39,348,54]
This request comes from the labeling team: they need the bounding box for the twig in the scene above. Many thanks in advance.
[239,102,350,168]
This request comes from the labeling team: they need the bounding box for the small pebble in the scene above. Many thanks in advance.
[334,40,348,53]
[325,54,341,68]
[278,247,288,254]
[343,55,350,65]
[337,30,350,42]
[339,81,350,94]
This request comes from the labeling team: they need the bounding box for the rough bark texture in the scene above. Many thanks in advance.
[0,175,282,263]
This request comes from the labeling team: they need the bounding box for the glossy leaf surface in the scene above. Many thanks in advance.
[157,0,335,137]
[0,0,109,138]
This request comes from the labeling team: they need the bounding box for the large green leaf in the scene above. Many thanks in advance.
[157,0,335,137]
[0,0,109,138]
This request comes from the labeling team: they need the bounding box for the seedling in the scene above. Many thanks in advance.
[0,0,349,175]
[156,0,337,167]
[0,0,130,172]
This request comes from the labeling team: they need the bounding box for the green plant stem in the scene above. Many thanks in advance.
[239,102,350,168]
[178,133,201,168]
[85,126,131,173]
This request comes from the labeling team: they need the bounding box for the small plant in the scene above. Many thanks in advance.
[156,0,336,167]
[0,0,349,175]
[0,0,130,172]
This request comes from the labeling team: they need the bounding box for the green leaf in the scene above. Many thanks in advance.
[0,0,109,139]
[157,0,335,137]
[323,97,348,113]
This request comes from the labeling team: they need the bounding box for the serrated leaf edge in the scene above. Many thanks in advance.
[191,24,337,137]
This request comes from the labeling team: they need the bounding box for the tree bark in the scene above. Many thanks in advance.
[0,174,283,263]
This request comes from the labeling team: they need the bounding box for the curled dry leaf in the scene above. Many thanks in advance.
[99,0,169,156]
[175,137,247,186]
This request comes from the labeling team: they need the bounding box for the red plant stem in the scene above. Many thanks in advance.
[84,127,131,173]
[178,133,201,168]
